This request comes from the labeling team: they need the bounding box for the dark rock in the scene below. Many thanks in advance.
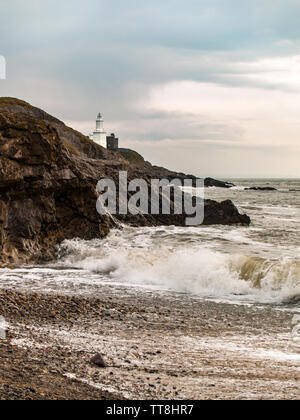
[90,354,107,368]
[134,163,235,189]
[204,177,235,189]
[203,199,250,226]
[245,187,277,191]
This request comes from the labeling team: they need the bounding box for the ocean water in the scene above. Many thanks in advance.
[0,179,299,306]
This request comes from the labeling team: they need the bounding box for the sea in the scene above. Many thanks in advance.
[0,179,299,307]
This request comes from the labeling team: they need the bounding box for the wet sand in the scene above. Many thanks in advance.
[0,286,299,400]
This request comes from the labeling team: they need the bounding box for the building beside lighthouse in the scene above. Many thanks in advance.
[106,133,119,150]
[89,113,119,150]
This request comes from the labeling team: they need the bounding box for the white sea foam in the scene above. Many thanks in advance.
[55,229,300,304]
[229,186,247,191]
[1,180,299,306]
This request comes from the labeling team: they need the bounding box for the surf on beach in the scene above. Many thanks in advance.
[1,178,299,400]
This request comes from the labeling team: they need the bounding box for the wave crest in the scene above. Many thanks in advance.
[57,236,300,303]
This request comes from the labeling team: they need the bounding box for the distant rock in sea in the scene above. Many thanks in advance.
[245,187,277,191]
[204,177,235,189]
[0,97,250,266]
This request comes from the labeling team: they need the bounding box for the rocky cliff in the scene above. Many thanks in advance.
[117,148,235,188]
[0,98,250,266]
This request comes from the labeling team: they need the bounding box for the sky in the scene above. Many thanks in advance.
[1,0,300,178]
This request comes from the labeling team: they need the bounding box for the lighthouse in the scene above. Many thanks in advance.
[89,113,107,148]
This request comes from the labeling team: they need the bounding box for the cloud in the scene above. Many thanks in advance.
[1,0,300,176]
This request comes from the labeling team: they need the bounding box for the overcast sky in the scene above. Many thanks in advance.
[1,0,300,178]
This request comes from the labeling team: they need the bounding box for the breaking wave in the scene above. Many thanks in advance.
[57,231,300,304]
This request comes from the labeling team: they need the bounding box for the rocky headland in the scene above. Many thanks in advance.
[0,98,250,266]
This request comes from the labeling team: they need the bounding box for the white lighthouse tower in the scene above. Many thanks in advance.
[89,113,107,148]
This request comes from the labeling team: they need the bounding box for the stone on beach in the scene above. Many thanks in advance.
[90,353,107,368]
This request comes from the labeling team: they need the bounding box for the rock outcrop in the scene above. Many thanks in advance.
[118,150,235,188]
[0,98,250,266]
[204,177,235,189]
[245,187,277,191]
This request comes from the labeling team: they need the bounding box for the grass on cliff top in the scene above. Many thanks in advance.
[117,148,145,163]
[0,97,31,107]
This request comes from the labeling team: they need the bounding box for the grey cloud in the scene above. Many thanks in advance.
[1,0,300,176]
[127,110,244,143]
